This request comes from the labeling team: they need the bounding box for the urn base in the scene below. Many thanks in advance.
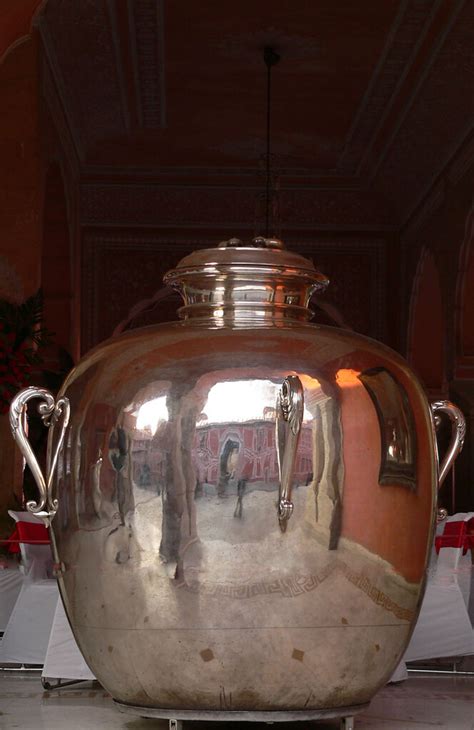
[114,699,368,725]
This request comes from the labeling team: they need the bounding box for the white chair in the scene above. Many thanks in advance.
[404,512,474,663]
[389,514,474,681]
[7,510,53,580]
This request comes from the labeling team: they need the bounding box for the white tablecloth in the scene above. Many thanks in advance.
[390,513,474,681]
[0,578,58,664]
[405,514,474,662]
[0,568,24,631]
[42,598,95,681]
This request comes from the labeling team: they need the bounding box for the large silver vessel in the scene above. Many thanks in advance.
[10,238,465,726]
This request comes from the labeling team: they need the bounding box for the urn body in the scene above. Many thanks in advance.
[12,240,459,719]
[50,319,437,712]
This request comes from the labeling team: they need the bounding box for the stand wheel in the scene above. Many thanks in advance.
[169,721,183,730]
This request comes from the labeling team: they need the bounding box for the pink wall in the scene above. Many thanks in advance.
[408,250,445,393]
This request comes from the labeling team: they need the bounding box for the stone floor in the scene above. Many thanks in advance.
[0,673,473,730]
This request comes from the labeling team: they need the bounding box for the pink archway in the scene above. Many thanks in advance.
[41,163,73,367]
[407,248,446,395]
[454,203,474,378]
[0,1,46,65]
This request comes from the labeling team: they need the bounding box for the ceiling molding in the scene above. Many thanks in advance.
[402,125,474,234]
[37,0,471,231]
[338,0,436,174]
[37,0,439,185]
[126,0,143,128]
[79,163,362,190]
[368,0,466,184]
[353,0,442,178]
[105,0,131,133]
[127,0,166,129]
[79,182,395,230]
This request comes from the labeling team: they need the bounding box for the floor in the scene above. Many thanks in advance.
[0,674,473,730]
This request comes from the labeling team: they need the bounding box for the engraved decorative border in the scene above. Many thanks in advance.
[181,558,415,623]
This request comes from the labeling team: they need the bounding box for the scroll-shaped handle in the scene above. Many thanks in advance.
[430,400,466,489]
[276,375,304,533]
[9,386,70,526]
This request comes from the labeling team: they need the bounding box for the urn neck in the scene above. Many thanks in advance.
[164,237,329,325]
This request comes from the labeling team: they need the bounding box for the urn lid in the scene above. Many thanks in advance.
[164,237,329,323]
[165,237,327,286]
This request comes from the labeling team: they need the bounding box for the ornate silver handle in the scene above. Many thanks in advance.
[276,375,304,532]
[9,386,70,526]
[430,400,466,488]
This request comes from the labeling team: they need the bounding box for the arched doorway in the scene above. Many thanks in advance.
[454,203,474,377]
[41,163,73,373]
[0,1,46,64]
[407,248,446,395]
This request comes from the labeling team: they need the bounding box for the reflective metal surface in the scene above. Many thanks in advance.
[276,375,304,531]
[9,238,465,716]
[9,386,70,525]
[430,400,466,487]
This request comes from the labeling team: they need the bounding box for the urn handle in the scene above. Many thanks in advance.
[276,375,304,532]
[430,400,466,491]
[9,386,70,527]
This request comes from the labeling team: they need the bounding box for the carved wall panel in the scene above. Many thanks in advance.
[81,231,386,353]
[80,183,394,230]
[293,239,387,340]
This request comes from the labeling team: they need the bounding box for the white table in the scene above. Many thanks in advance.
[390,513,474,681]
[0,567,24,631]
[42,597,95,682]
[0,578,58,664]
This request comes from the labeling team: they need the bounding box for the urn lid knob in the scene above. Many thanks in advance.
[218,236,285,250]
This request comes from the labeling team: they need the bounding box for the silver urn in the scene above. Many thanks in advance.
[10,238,465,726]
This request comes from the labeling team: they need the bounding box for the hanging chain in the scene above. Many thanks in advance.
[263,47,280,238]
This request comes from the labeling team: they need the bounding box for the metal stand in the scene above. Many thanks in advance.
[41,677,90,691]
[116,700,367,725]
[341,717,355,730]
[165,717,354,729]
[0,664,42,673]
[169,722,183,730]
[408,667,474,676]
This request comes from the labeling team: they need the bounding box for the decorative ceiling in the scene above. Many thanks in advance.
[38,0,473,228]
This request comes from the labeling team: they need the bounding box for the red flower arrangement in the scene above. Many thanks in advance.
[0,290,51,414]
